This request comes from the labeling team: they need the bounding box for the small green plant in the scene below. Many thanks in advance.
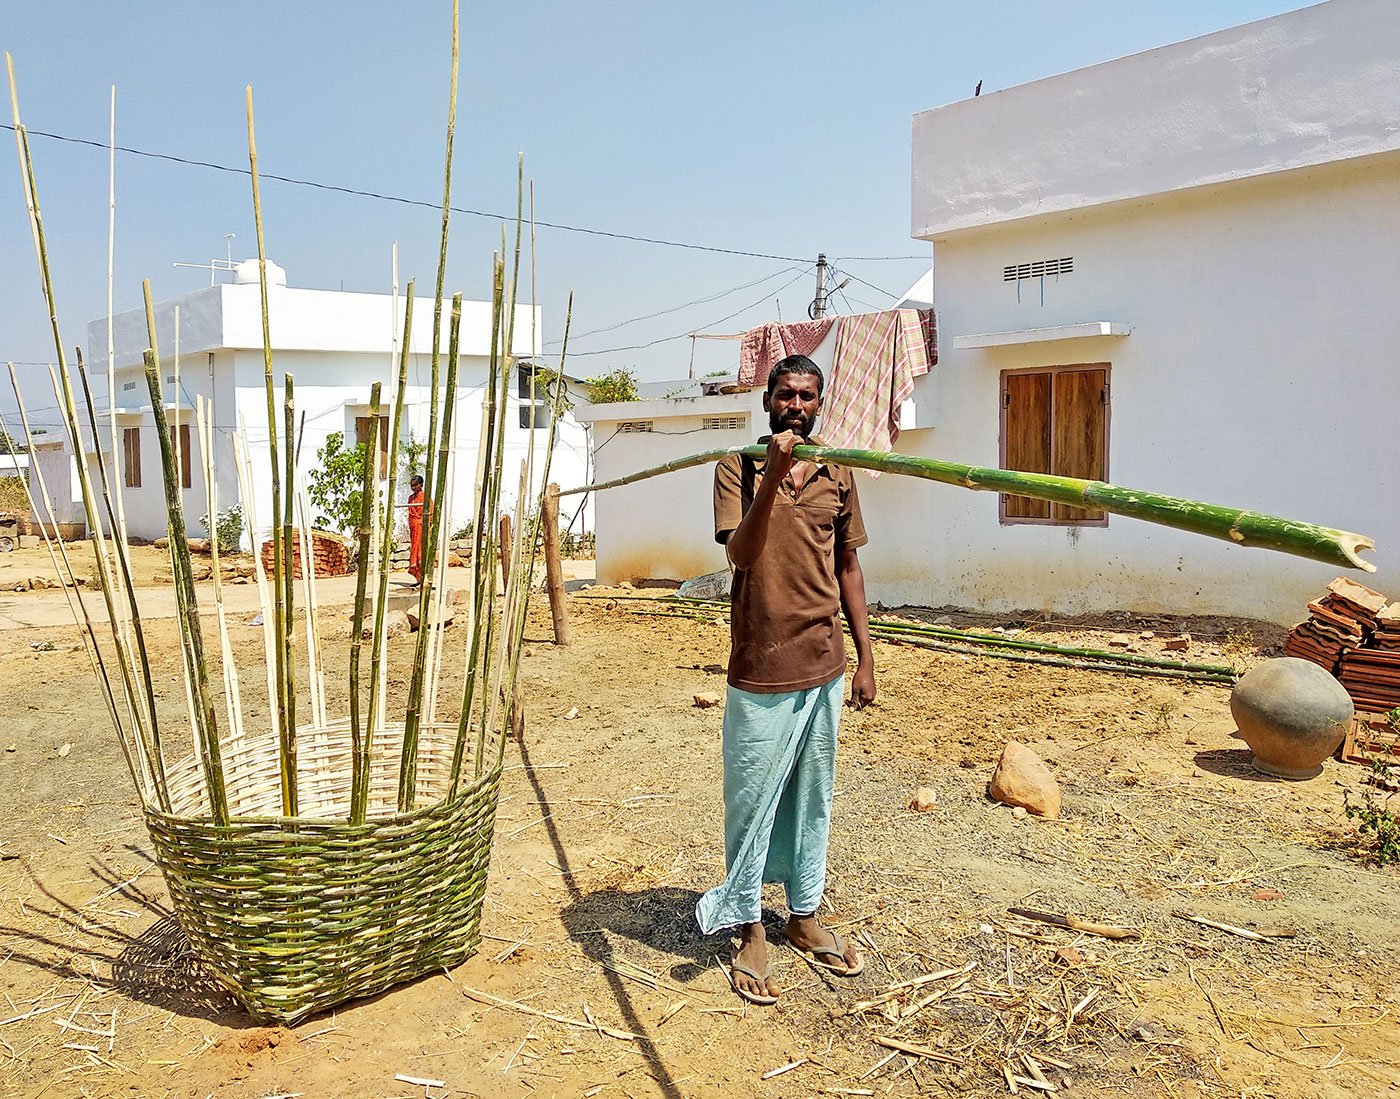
[200,504,245,554]
[1221,624,1257,664]
[1343,708,1400,865]
[307,431,371,539]
[1149,699,1175,736]
[586,367,638,404]
[398,431,428,484]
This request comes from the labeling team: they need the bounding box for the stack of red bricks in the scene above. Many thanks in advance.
[1283,577,1384,671]
[1339,600,1400,715]
[260,530,353,579]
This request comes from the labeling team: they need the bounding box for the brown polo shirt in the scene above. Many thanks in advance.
[714,443,868,693]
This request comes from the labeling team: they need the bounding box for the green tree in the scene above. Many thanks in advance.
[306,431,370,538]
[586,367,639,404]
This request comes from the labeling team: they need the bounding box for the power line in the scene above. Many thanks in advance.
[567,267,814,358]
[3,122,811,263]
[550,263,806,347]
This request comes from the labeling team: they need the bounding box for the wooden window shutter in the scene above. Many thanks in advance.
[1001,372,1051,519]
[1050,368,1107,522]
[123,427,141,488]
[354,415,391,478]
[170,422,192,489]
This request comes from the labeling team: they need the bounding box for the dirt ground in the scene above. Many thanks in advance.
[1,562,1398,1099]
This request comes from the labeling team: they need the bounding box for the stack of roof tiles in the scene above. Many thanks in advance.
[1339,600,1400,714]
[1282,578,1381,670]
[260,529,353,579]
[1285,578,1399,714]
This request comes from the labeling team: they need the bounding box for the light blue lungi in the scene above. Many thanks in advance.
[695,673,843,935]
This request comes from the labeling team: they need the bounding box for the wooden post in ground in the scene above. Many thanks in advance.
[499,512,513,590]
[542,482,571,646]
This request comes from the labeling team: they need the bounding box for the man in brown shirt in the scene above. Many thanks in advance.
[695,355,875,1005]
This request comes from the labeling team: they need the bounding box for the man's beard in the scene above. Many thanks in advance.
[769,409,814,437]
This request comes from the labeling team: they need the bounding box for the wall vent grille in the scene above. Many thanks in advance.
[617,420,654,433]
[1004,256,1074,281]
[122,380,137,391]
[701,415,745,431]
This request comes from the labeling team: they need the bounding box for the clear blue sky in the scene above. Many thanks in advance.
[3,0,1302,430]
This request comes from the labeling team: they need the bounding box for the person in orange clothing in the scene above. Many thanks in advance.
[405,474,431,585]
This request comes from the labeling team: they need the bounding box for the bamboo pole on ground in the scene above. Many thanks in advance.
[541,484,570,646]
[559,446,1376,573]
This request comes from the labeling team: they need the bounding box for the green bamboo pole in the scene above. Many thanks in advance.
[282,372,298,759]
[245,85,296,816]
[144,349,230,823]
[348,382,382,821]
[361,282,415,820]
[422,0,460,526]
[558,446,1374,573]
[400,296,463,810]
[452,256,507,787]
[6,84,170,809]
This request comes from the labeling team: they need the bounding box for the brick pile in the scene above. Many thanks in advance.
[1338,601,1400,714]
[260,529,353,579]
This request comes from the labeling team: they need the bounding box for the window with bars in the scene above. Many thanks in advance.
[999,364,1109,526]
[169,422,192,489]
[354,415,391,478]
[122,427,141,488]
[701,414,746,431]
[617,420,654,433]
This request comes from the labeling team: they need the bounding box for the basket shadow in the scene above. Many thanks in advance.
[0,847,248,1026]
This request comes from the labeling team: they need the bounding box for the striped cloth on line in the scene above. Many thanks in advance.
[820,309,933,473]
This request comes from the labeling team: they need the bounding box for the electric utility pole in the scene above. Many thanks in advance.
[810,253,829,319]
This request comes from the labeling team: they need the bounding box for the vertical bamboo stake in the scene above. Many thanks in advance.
[106,85,129,549]
[234,422,281,743]
[499,513,513,590]
[542,483,571,645]
[198,397,244,743]
[282,373,298,759]
[7,71,170,808]
[295,488,325,729]
[2,388,145,801]
[400,294,462,809]
[349,383,381,822]
[144,349,228,824]
[245,84,295,816]
[368,282,414,755]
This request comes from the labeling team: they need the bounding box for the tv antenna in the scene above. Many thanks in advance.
[173,233,237,286]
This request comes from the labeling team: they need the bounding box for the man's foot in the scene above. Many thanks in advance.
[784,913,865,977]
[729,922,780,1005]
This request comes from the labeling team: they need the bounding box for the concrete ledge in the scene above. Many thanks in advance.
[953,322,1131,350]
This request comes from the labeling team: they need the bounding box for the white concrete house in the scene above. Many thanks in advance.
[83,261,592,546]
[579,0,1398,624]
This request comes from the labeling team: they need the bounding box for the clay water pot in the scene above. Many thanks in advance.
[1228,657,1353,780]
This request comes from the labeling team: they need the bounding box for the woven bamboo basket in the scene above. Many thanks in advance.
[145,721,501,1024]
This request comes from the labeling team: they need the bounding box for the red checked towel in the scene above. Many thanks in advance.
[737,318,834,387]
[820,309,933,472]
